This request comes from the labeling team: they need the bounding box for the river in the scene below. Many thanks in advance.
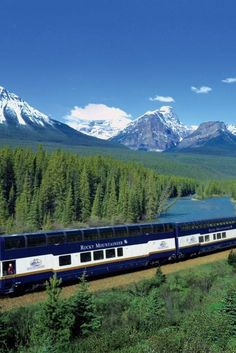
[158,196,236,223]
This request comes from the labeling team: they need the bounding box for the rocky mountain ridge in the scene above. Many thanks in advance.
[0,86,117,148]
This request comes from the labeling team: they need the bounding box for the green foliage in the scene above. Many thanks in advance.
[3,257,236,353]
[69,276,101,336]
[228,250,236,271]
[0,308,11,353]
[0,146,196,232]
[155,266,166,285]
[31,274,74,351]
[222,285,236,336]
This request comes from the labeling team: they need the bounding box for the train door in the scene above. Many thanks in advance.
[2,260,16,292]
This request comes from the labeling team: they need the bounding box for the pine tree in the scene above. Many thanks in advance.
[91,183,103,219]
[127,188,139,222]
[62,185,75,225]
[31,274,74,351]
[70,276,101,336]
[106,176,117,220]
[79,167,91,222]
[7,185,15,218]
[117,178,129,221]
[27,188,42,229]
[15,174,32,228]
[0,189,8,227]
[154,267,166,286]
[146,174,158,220]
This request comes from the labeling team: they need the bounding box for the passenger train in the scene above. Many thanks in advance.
[1,216,236,294]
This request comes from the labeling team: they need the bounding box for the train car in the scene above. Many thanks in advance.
[176,216,236,258]
[1,216,236,295]
[0,222,176,294]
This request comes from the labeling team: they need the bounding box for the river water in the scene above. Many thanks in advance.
[158,196,236,223]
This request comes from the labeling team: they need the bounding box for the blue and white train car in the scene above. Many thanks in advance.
[0,223,176,294]
[1,216,236,295]
[176,216,236,257]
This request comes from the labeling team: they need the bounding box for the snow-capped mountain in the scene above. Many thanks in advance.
[171,121,236,156]
[227,124,236,135]
[111,106,192,151]
[66,108,132,140]
[0,86,116,148]
[0,86,53,127]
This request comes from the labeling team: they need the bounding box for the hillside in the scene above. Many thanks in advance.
[1,138,236,180]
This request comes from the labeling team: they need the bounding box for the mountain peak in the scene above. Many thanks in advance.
[193,121,227,136]
[159,105,174,114]
[112,106,190,151]
[170,120,236,155]
[143,106,174,117]
[0,85,53,126]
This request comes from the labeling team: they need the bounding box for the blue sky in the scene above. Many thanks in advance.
[1,0,236,126]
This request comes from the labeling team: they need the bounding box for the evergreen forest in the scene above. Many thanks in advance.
[0,147,196,234]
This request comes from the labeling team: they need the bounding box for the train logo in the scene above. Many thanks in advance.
[159,240,168,249]
[27,258,44,270]
[188,236,198,244]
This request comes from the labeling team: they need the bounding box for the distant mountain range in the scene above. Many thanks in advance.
[0,86,118,148]
[111,107,236,154]
[74,104,236,155]
[1,85,236,156]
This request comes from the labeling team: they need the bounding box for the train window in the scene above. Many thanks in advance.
[222,232,226,239]
[27,234,46,247]
[165,224,174,232]
[59,255,71,266]
[47,233,65,245]
[106,248,116,259]
[128,226,141,237]
[217,233,221,240]
[93,250,104,261]
[113,227,128,238]
[204,235,210,242]
[99,228,114,239]
[195,222,202,230]
[199,236,204,243]
[140,225,153,235]
[66,230,83,243]
[213,234,216,240]
[5,236,25,250]
[80,252,91,263]
[83,229,99,241]
[117,248,123,257]
[153,224,164,234]
[181,225,191,231]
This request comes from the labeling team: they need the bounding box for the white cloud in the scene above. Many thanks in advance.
[222,77,236,83]
[64,103,132,139]
[149,95,175,103]
[191,86,212,94]
[66,103,131,122]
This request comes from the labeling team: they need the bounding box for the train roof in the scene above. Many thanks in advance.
[1,215,236,239]
[176,215,236,226]
[0,220,176,238]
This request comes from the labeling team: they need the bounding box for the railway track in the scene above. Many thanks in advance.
[0,249,231,311]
